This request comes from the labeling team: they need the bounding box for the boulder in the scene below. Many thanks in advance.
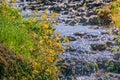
[91,43,107,51]
[67,36,77,41]
[74,32,86,37]
[88,17,99,25]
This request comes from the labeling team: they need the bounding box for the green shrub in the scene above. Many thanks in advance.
[110,0,120,27]
[98,0,120,27]
[0,0,64,80]
[98,5,112,26]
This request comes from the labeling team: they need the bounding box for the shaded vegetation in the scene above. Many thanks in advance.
[98,5,112,26]
[98,0,120,75]
[0,0,64,80]
[98,0,120,27]
[0,44,33,80]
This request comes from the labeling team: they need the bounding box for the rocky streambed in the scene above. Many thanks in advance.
[14,0,120,80]
[56,24,120,80]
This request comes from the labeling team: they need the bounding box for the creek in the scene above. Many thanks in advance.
[14,0,120,80]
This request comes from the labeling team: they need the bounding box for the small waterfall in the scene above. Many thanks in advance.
[23,0,28,6]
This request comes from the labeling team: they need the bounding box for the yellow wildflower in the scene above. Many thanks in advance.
[62,65,67,69]
[49,50,56,56]
[117,0,120,3]
[33,10,38,16]
[63,37,69,42]
[39,40,43,45]
[45,69,52,74]
[32,32,37,39]
[61,48,65,53]
[57,58,62,62]
[40,13,48,20]
[11,0,16,3]
[54,66,58,71]
[39,36,43,40]
[33,70,39,74]
[45,8,49,14]
[2,0,7,5]
[48,40,52,45]
[51,12,58,19]
[46,30,53,34]
[48,57,54,63]
[22,77,27,80]
[30,47,34,51]
[55,37,60,41]
[44,35,49,39]
[57,32,61,36]
[55,43,61,47]
[12,16,16,19]
[33,62,41,69]
[44,24,49,29]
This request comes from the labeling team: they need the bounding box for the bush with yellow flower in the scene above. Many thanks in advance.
[98,0,120,27]
[0,0,64,80]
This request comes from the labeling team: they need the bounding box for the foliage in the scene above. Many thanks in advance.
[98,0,120,74]
[98,0,120,27]
[98,5,112,26]
[106,60,120,73]
[27,12,64,80]
[0,44,33,80]
[0,0,64,80]
[110,0,120,27]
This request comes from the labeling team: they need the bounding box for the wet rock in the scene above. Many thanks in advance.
[95,71,120,80]
[75,62,98,75]
[86,11,97,17]
[104,0,114,3]
[60,63,73,76]
[114,53,120,60]
[91,38,100,41]
[97,59,107,69]
[89,26,99,29]
[86,3,95,9]
[77,48,88,54]
[76,13,86,17]
[65,46,77,52]
[106,41,114,47]
[79,17,87,23]
[112,29,119,35]
[91,51,97,54]
[91,43,107,51]
[68,20,77,26]
[50,6,61,13]
[67,36,77,41]
[85,0,94,3]
[88,17,99,25]
[66,76,73,80]
[86,33,98,38]
[73,32,86,37]
[61,11,69,15]
[65,19,77,26]
[87,2,103,9]
[101,31,110,35]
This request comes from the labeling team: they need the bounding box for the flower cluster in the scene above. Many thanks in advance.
[27,10,64,80]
